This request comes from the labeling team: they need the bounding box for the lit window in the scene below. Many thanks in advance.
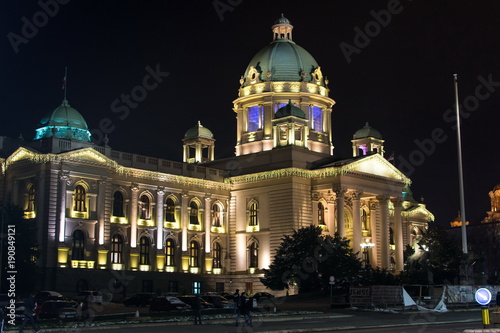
[311,106,323,132]
[113,191,124,217]
[212,204,221,227]
[248,106,261,132]
[74,185,87,212]
[165,239,175,266]
[139,195,151,220]
[24,183,36,219]
[72,230,85,260]
[190,202,199,225]
[189,241,200,267]
[249,241,258,268]
[193,281,201,295]
[249,202,258,226]
[213,242,222,269]
[111,234,124,264]
[165,198,176,222]
[139,237,150,265]
[318,202,325,225]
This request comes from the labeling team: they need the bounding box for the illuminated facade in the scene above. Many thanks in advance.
[0,16,433,296]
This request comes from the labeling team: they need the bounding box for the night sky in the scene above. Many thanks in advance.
[1,1,499,227]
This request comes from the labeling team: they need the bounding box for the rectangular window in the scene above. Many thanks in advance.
[312,106,323,132]
[168,281,179,293]
[193,281,202,295]
[247,106,261,132]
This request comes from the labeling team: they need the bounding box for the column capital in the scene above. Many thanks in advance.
[181,191,189,199]
[131,183,139,192]
[311,192,321,201]
[376,194,390,203]
[157,186,165,196]
[391,197,403,207]
[351,190,363,200]
[333,187,347,197]
[59,170,70,182]
[204,193,212,201]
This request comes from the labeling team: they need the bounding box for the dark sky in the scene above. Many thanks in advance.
[1,1,499,226]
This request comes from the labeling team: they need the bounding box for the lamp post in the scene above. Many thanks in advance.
[360,239,375,266]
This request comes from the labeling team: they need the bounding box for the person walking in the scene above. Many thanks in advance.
[19,294,40,333]
[239,292,253,327]
[192,294,203,325]
[233,289,241,326]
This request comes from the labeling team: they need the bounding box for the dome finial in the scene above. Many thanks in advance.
[272,14,293,41]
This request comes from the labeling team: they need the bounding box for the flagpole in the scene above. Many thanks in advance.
[63,66,67,100]
[454,74,468,256]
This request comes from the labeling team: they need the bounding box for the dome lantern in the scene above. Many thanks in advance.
[272,13,293,41]
[351,122,385,157]
[183,121,215,164]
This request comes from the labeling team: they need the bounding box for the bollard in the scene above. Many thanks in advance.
[481,305,490,328]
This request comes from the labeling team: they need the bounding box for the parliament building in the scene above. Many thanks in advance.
[0,16,433,298]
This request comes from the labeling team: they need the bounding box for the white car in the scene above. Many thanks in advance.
[76,291,103,304]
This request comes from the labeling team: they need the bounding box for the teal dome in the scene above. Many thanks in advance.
[275,100,306,119]
[241,16,322,87]
[184,121,214,140]
[353,122,383,140]
[34,99,91,142]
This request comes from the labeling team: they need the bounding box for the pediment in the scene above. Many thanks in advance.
[344,154,409,183]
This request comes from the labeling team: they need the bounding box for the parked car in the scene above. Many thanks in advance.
[201,294,232,309]
[76,291,103,304]
[38,300,78,319]
[149,296,190,312]
[252,292,275,301]
[177,295,213,309]
[123,293,156,307]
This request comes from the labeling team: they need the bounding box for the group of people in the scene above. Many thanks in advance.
[233,289,253,327]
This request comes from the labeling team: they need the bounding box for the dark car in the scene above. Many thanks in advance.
[252,292,275,301]
[177,295,213,309]
[123,293,156,307]
[38,300,78,319]
[149,296,190,312]
[34,291,64,306]
[201,294,232,309]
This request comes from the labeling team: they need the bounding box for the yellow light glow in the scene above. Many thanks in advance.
[246,225,260,233]
[23,211,36,219]
[130,253,139,270]
[211,226,225,233]
[57,247,69,265]
[98,250,109,266]
[156,254,166,271]
[248,267,256,274]
[165,266,176,273]
[138,219,155,227]
[111,216,128,224]
[112,263,123,270]
[190,267,200,274]
[164,221,180,229]
[182,256,189,272]
[205,257,213,273]
[188,224,202,231]
[213,268,222,275]
[139,265,150,272]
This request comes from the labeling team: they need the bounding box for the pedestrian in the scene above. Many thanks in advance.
[19,294,40,333]
[81,294,90,321]
[233,289,241,326]
[240,292,253,327]
[192,294,203,325]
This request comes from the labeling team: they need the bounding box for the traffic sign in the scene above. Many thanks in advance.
[475,288,492,306]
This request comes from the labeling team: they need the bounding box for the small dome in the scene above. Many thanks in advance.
[353,122,383,140]
[184,121,214,140]
[34,99,91,142]
[274,13,291,25]
[275,100,306,119]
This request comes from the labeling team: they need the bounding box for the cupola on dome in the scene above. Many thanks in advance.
[353,122,383,140]
[241,15,324,88]
[34,99,91,142]
[275,100,306,119]
[184,121,214,140]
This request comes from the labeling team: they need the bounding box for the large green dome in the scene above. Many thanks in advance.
[241,15,322,88]
[34,99,91,142]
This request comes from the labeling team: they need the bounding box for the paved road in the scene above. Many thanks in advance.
[22,308,486,333]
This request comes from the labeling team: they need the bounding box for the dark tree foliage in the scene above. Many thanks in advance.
[466,221,500,284]
[402,224,462,284]
[260,225,363,293]
[1,205,40,294]
[359,266,401,286]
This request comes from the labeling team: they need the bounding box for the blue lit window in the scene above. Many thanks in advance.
[248,106,261,132]
[312,106,323,131]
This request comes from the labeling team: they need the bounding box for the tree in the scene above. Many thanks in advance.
[260,225,363,293]
[402,223,462,284]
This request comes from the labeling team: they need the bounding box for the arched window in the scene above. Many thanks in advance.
[249,241,258,268]
[165,239,175,266]
[24,183,36,219]
[213,242,222,269]
[74,185,87,212]
[72,230,85,260]
[318,202,325,226]
[111,234,124,264]
[190,202,199,225]
[165,198,176,222]
[139,237,150,265]
[212,204,221,227]
[189,241,199,267]
[112,191,124,217]
[139,195,151,220]
[249,202,258,226]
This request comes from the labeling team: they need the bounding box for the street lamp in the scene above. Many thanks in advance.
[360,239,375,266]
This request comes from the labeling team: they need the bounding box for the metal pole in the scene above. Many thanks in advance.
[453,74,468,255]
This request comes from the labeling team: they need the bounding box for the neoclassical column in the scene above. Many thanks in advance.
[156,187,165,250]
[335,188,347,237]
[369,201,379,267]
[181,192,189,251]
[129,183,139,248]
[97,177,107,246]
[58,171,69,243]
[392,197,404,271]
[327,197,336,234]
[377,195,390,269]
[351,191,363,256]
[204,194,212,254]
